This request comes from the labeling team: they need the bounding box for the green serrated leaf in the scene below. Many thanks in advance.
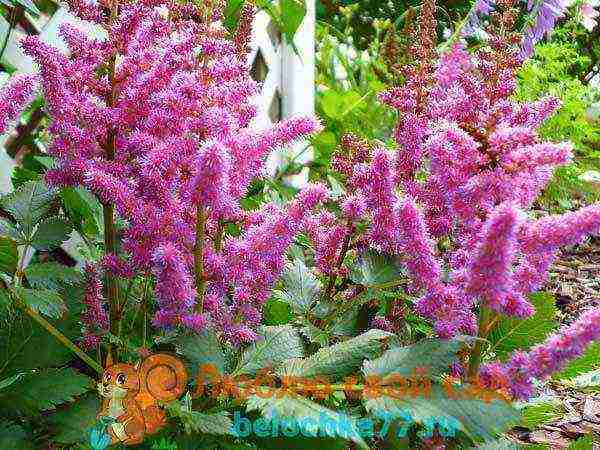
[0,236,18,275]
[12,0,40,15]
[280,329,392,380]
[279,0,306,44]
[0,423,34,450]
[24,262,82,290]
[363,338,462,378]
[364,385,521,443]
[48,393,100,444]
[488,292,557,360]
[0,218,23,242]
[0,368,91,415]
[275,259,321,314]
[246,394,369,449]
[566,434,594,450]
[15,287,67,319]
[350,250,405,288]
[176,330,228,377]
[31,216,72,250]
[521,402,560,429]
[1,180,56,231]
[61,187,103,237]
[11,167,40,189]
[553,342,600,380]
[223,0,245,31]
[470,438,520,449]
[263,298,293,325]
[236,325,304,376]
[168,393,233,435]
[0,305,79,376]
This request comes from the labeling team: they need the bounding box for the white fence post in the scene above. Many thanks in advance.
[248,1,316,185]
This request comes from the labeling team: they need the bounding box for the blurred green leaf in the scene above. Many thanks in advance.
[280,329,392,380]
[24,262,82,290]
[15,287,67,319]
[236,325,304,376]
[61,187,103,237]
[363,339,462,378]
[48,393,100,444]
[30,217,72,250]
[0,368,91,415]
[0,236,18,275]
[1,181,56,232]
[488,292,557,360]
[275,259,321,314]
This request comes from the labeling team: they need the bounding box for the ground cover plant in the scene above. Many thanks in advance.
[0,0,599,448]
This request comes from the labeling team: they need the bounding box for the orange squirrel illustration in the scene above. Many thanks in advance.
[97,353,188,445]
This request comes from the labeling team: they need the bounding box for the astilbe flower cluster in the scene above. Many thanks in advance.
[0,0,326,345]
[309,0,600,398]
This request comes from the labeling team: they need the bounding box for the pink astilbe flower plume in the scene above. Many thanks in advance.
[0,0,325,345]
[0,73,39,135]
[463,202,533,316]
[80,264,109,348]
[479,307,600,399]
[308,0,600,387]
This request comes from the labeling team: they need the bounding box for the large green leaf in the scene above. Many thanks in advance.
[48,393,100,444]
[471,439,520,449]
[275,259,321,314]
[15,287,67,319]
[24,262,82,290]
[0,219,22,242]
[521,402,560,429]
[0,301,80,375]
[566,435,594,450]
[61,187,103,237]
[279,0,306,44]
[176,330,228,376]
[12,0,40,15]
[350,250,405,287]
[168,393,233,435]
[235,325,305,376]
[31,217,72,250]
[0,368,91,415]
[279,329,392,380]
[223,0,245,31]
[553,342,600,380]
[1,181,56,231]
[363,339,463,378]
[246,394,369,449]
[488,292,557,360]
[0,236,18,275]
[364,385,521,443]
[0,423,34,450]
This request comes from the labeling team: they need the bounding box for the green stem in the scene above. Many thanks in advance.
[25,304,103,373]
[194,204,206,313]
[103,202,119,334]
[323,221,353,303]
[4,283,102,374]
[5,251,103,374]
[468,306,493,378]
[0,6,17,64]
[104,1,120,354]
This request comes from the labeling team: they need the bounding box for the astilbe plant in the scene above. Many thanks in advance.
[310,0,600,400]
[0,0,326,347]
